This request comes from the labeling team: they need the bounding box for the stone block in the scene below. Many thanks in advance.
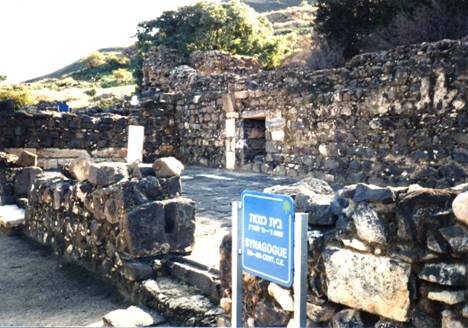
[14,167,43,197]
[37,148,90,159]
[306,302,336,323]
[427,290,465,305]
[418,263,466,286]
[323,247,411,322]
[88,162,128,187]
[268,283,294,312]
[122,261,154,282]
[16,150,37,167]
[439,224,468,254]
[123,198,195,257]
[103,306,154,327]
[153,157,184,177]
[330,309,364,328]
[353,183,396,203]
[68,158,91,182]
[352,202,388,245]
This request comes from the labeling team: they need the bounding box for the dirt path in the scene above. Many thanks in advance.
[0,233,129,326]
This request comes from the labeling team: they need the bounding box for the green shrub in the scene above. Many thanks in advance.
[0,88,36,108]
[135,0,291,81]
[0,75,6,82]
[112,68,133,83]
[84,88,97,97]
[83,51,106,69]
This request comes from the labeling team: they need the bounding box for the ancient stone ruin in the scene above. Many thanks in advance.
[0,36,467,327]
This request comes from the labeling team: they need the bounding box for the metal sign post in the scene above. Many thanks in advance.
[294,212,308,327]
[231,192,308,328]
[231,201,243,328]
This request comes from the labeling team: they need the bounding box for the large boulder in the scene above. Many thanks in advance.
[152,157,184,177]
[323,247,411,322]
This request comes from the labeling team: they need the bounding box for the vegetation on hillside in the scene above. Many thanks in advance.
[315,0,468,59]
[242,0,309,12]
[135,0,295,86]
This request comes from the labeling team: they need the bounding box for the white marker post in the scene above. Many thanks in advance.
[231,200,308,328]
[127,125,145,163]
[231,201,243,328]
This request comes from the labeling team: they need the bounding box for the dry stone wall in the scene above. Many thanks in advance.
[0,107,177,168]
[142,38,468,187]
[219,178,468,327]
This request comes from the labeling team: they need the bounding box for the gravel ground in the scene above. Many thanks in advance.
[0,233,129,326]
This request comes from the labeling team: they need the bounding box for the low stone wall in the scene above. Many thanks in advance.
[219,179,468,327]
[0,107,178,167]
[24,160,192,276]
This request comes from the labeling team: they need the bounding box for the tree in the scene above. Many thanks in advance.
[315,0,426,58]
[135,0,288,75]
[0,75,6,82]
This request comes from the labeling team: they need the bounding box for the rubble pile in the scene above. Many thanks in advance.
[220,178,468,327]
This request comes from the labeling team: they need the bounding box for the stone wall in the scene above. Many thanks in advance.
[142,38,468,187]
[14,159,221,325]
[219,178,468,327]
[0,107,177,168]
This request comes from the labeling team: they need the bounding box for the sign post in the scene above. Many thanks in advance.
[231,201,243,328]
[232,191,308,328]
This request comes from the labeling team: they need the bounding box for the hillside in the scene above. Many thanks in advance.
[262,2,315,35]
[26,47,130,83]
[242,0,311,12]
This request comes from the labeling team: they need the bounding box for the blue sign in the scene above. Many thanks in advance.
[58,103,70,113]
[241,190,295,287]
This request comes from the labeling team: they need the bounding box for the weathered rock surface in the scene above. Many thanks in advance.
[253,298,290,327]
[439,224,468,254]
[452,191,468,225]
[0,152,18,168]
[123,198,195,257]
[330,309,364,328]
[268,283,294,312]
[16,150,37,167]
[265,177,335,225]
[418,263,466,286]
[103,306,154,327]
[324,247,411,322]
[352,203,388,245]
[306,301,336,323]
[14,167,43,197]
[353,184,396,203]
[441,309,465,328]
[68,158,91,182]
[153,157,184,177]
[87,162,128,187]
[427,290,465,305]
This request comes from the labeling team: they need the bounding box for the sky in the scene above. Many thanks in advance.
[0,0,208,83]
